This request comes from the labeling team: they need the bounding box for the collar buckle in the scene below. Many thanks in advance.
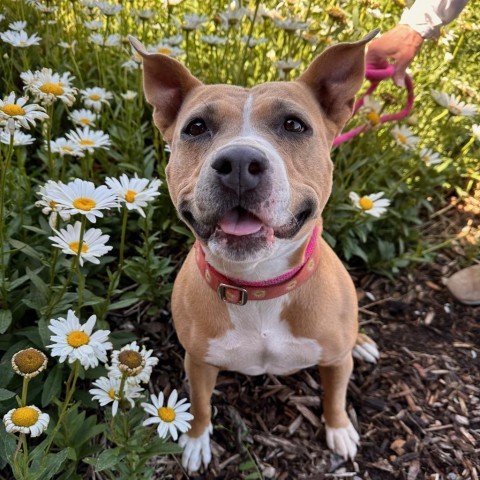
[217,284,248,305]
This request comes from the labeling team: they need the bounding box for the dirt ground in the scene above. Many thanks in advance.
[136,191,480,480]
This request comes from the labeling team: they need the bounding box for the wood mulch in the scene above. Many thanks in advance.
[136,189,480,480]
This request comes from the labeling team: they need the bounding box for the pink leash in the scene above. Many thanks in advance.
[333,64,414,146]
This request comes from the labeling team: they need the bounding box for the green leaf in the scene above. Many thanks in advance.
[30,448,70,480]
[0,310,12,334]
[84,448,124,472]
[27,267,49,302]
[108,297,139,310]
[0,422,16,465]
[41,364,64,407]
[9,238,41,261]
[0,388,16,401]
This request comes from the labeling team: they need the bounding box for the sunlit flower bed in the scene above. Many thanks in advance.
[0,0,479,477]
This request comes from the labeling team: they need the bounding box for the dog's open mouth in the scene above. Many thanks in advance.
[217,207,265,237]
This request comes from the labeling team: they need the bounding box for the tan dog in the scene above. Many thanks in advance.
[129,31,380,473]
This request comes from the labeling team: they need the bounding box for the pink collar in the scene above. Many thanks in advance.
[194,227,320,305]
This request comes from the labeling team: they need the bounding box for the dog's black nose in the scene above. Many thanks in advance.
[211,146,269,195]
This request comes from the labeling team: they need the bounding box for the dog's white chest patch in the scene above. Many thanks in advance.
[205,297,321,376]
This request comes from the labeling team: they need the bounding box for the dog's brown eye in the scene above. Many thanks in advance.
[185,119,208,136]
[284,118,306,133]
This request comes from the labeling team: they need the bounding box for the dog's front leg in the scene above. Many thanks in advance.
[319,355,359,460]
[179,353,219,473]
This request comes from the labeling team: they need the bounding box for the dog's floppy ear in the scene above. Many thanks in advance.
[128,35,202,138]
[297,29,380,134]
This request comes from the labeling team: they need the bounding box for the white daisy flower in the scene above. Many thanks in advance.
[0,129,35,146]
[79,87,113,112]
[3,406,49,437]
[349,191,391,218]
[164,35,183,46]
[107,341,159,385]
[82,1,97,10]
[391,125,420,150]
[121,90,138,101]
[58,40,77,50]
[69,108,97,127]
[201,35,228,46]
[89,376,144,416]
[97,1,123,16]
[473,124,480,140]
[419,148,442,166]
[90,33,122,47]
[21,68,77,106]
[49,137,85,157]
[46,178,118,223]
[430,89,478,116]
[49,221,113,266]
[35,180,72,227]
[9,21,28,31]
[47,310,112,369]
[273,18,309,32]
[359,95,382,126]
[182,13,207,31]
[141,390,193,441]
[34,3,57,14]
[275,58,301,79]
[105,174,161,217]
[147,42,183,57]
[135,9,155,21]
[0,92,48,129]
[84,20,103,31]
[65,126,111,153]
[0,30,41,47]
[121,58,142,70]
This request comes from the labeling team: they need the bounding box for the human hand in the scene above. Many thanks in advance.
[366,25,424,87]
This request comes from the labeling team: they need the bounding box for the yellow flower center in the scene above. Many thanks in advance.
[67,330,90,347]
[366,111,380,126]
[40,82,64,96]
[12,348,47,374]
[118,350,143,369]
[449,104,461,115]
[1,103,26,116]
[89,94,101,101]
[73,197,96,211]
[11,407,39,427]
[79,139,95,146]
[157,407,176,423]
[69,241,88,254]
[396,133,407,144]
[108,388,116,400]
[359,197,374,210]
[20,41,27,46]
[125,190,137,203]
[79,118,91,125]
[62,146,73,152]
[157,47,172,55]
[49,200,57,209]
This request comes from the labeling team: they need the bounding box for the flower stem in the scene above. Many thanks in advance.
[44,360,80,454]
[21,377,30,407]
[0,133,15,309]
[46,104,55,179]
[101,207,128,319]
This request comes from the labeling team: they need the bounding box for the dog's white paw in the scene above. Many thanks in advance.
[179,424,213,473]
[325,422,360,460]
[353,335,380,363]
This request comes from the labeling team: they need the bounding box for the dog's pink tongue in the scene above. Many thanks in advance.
[218,209,263,236]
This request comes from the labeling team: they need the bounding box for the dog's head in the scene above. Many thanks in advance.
[130,31,377,263]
